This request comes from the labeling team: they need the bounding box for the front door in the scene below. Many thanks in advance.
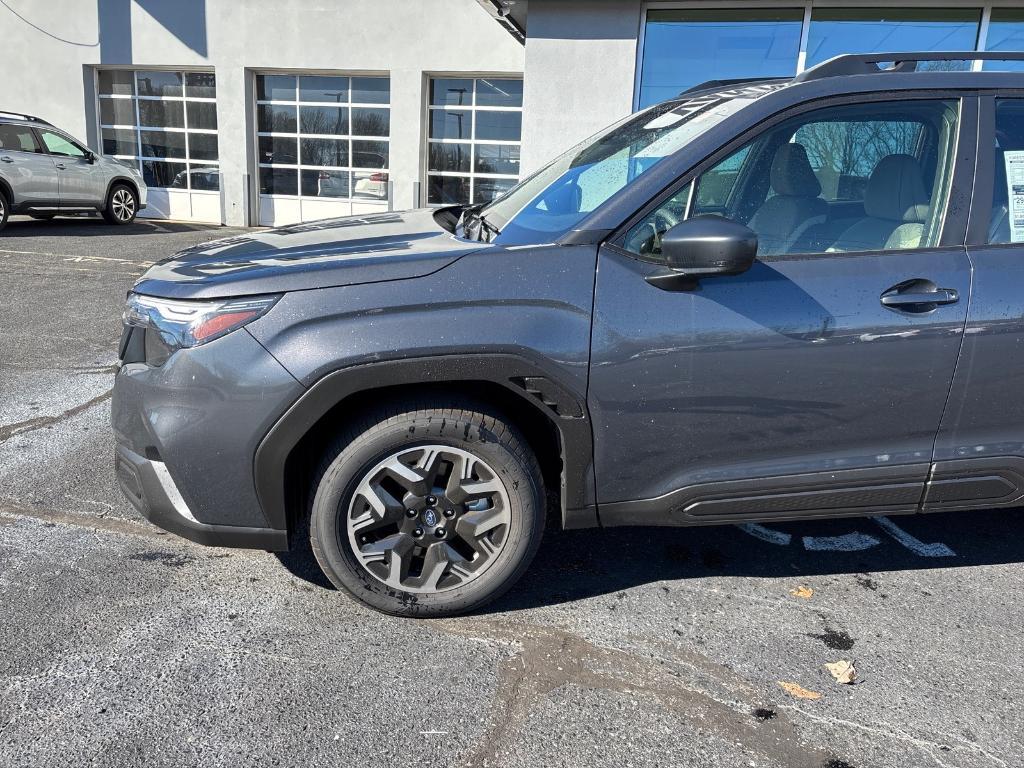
[589,95,974,525]
[37,129,106,207]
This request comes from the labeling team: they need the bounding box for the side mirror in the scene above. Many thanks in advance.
[86,151,97,164]
[659,215,757,278]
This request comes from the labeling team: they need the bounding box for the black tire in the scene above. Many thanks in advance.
[310,401,545,617]
[0,190,8,232]
[102,183,138,225]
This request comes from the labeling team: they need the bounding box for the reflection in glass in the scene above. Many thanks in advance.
[187,101,218,130]
[301,137,349,167]
[260,166,298,195]
[188,133,219,161]
[473,178,515,204]
[429,110,472,140]
[139,100,185,129]
[352,108,389,137]
[429,143,471,173]
[352,141,388,168]
[259,135,298,164]
[805,9,980,70]
[98,71,135,96]
[427,174,470,204]
[475,144,520,175]
[186,165,221,191]
[102,128,137,156]
[985,10,1024,72]
[258,104,297,133]
[185,73,217,99]
[300,105,348,135]
[639,9,803,107]
[353,171,389,199]
[475,111,522,142]
[300,76,349,103]
[430,79,473,106]
[475,79,523,108]
[257,75,296,101]
[303,169,350,197]
[140,130,186,158]
[137,71,183,97]
[351,77,390,104]
[143,159,187,188]
[100,98,136,126]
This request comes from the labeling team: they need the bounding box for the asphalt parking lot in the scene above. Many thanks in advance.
[1,214,1022,768]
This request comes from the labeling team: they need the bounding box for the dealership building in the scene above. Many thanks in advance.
[5,0,1024,226]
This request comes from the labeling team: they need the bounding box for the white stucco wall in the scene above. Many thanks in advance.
[519,0,641,175]
[1,0,524,224]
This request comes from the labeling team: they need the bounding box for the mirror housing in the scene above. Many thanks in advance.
[659,215,758,278]
[86,151,97,164]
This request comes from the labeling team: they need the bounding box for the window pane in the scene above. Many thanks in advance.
[301,137,349,167]
[473,178,516,204]
[260,166,297,195]
[623,184,693,257]
[429,109,472,140]
[429,143,471,173]
[39,131,86,158]
[430,78,473,106]
[352,141,388,168]
[187,164,221,191]
[475,79,523,108]
[0,125,39,152]
[259,135,297,164]
[188,132,219,161]
[353,170,388,199]
[351,107,389,137]
[639,9,803,107]
[187,101,218,130]
[258,104,297,133]
[137,71,183,97]
[185,72,216,98]
[257,74,296,101]
[351,77,390,104]
[475,144,520,175]
[984,10,1024,72]
[475,111,521,141]
[100,98,136,126]
[139,100,185,128]
[299,76,348,103]
[303,169,351,198]
[806,9,980,69]
[103,128,137,156]
[988,99,1024,244]
[143,159,186,188]
[300,105,348,135]
[140,130,186,159]
[98,70,135,96]
[427,174,470,204]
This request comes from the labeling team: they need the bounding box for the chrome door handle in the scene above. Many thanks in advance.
[880,279,959,311]
[0,156,13,163]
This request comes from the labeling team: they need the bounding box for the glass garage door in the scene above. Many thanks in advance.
[97,69,221,223]
[255,73,391,226]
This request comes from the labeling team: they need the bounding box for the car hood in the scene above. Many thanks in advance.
[132,209,483,299]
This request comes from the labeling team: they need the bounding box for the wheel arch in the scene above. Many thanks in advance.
[0,176,13,206]
[253,355,598,540]
[105,176,139,204]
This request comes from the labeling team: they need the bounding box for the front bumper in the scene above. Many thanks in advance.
[115,444,288,550]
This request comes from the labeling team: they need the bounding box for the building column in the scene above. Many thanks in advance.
[216,65,252,226]
[389,67,426,211]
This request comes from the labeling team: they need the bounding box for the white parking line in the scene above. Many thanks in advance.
[874,516,957,558]
[737,523,792,545]
[802,532,881,552]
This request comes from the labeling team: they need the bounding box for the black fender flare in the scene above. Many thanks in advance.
[253,354,599,535]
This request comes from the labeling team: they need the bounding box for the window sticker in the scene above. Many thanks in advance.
[1005,150,1024,242]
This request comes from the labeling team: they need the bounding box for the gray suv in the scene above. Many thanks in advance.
[0,112,147,231]
[114,53,1024,616]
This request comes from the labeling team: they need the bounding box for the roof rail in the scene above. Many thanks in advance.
[0,111,52,126]
[794,51,1024,82]
[677,77,787,98]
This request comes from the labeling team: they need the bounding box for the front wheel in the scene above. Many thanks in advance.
[102,183,138,225]
[0,191,8,232]
[310,402,545,617]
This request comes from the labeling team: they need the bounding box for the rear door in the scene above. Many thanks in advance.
[0,123,58,205]
[589,93,976,525]
[928,93,1024,511]
[37,129,106,207]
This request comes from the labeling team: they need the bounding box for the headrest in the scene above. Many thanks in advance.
[865,154,930,222]
[771,143,821,198]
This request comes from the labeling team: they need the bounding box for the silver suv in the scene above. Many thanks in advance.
[0,112,147,231]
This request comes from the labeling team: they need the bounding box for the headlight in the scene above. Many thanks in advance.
[123,293,280,365]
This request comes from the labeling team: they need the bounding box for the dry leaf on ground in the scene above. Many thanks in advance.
[789,585,814,599]
[825,659,857,685]
[777,681,822,700]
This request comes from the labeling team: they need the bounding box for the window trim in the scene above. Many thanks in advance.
[608,89,978,264]
[967,90,1024,248]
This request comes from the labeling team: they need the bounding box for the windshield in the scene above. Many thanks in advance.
[468,89,768,245]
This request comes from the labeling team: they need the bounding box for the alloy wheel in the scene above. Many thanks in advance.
[346,445,512,593]
[111,188,135,222]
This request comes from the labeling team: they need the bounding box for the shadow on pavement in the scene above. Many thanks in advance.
[1,216,223,238]
[274,504,1024,611]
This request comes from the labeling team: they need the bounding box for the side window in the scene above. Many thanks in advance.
[39,130,87,158]
[0,124,40,153]
[989,99,1024,245]
[623,99,958,261]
